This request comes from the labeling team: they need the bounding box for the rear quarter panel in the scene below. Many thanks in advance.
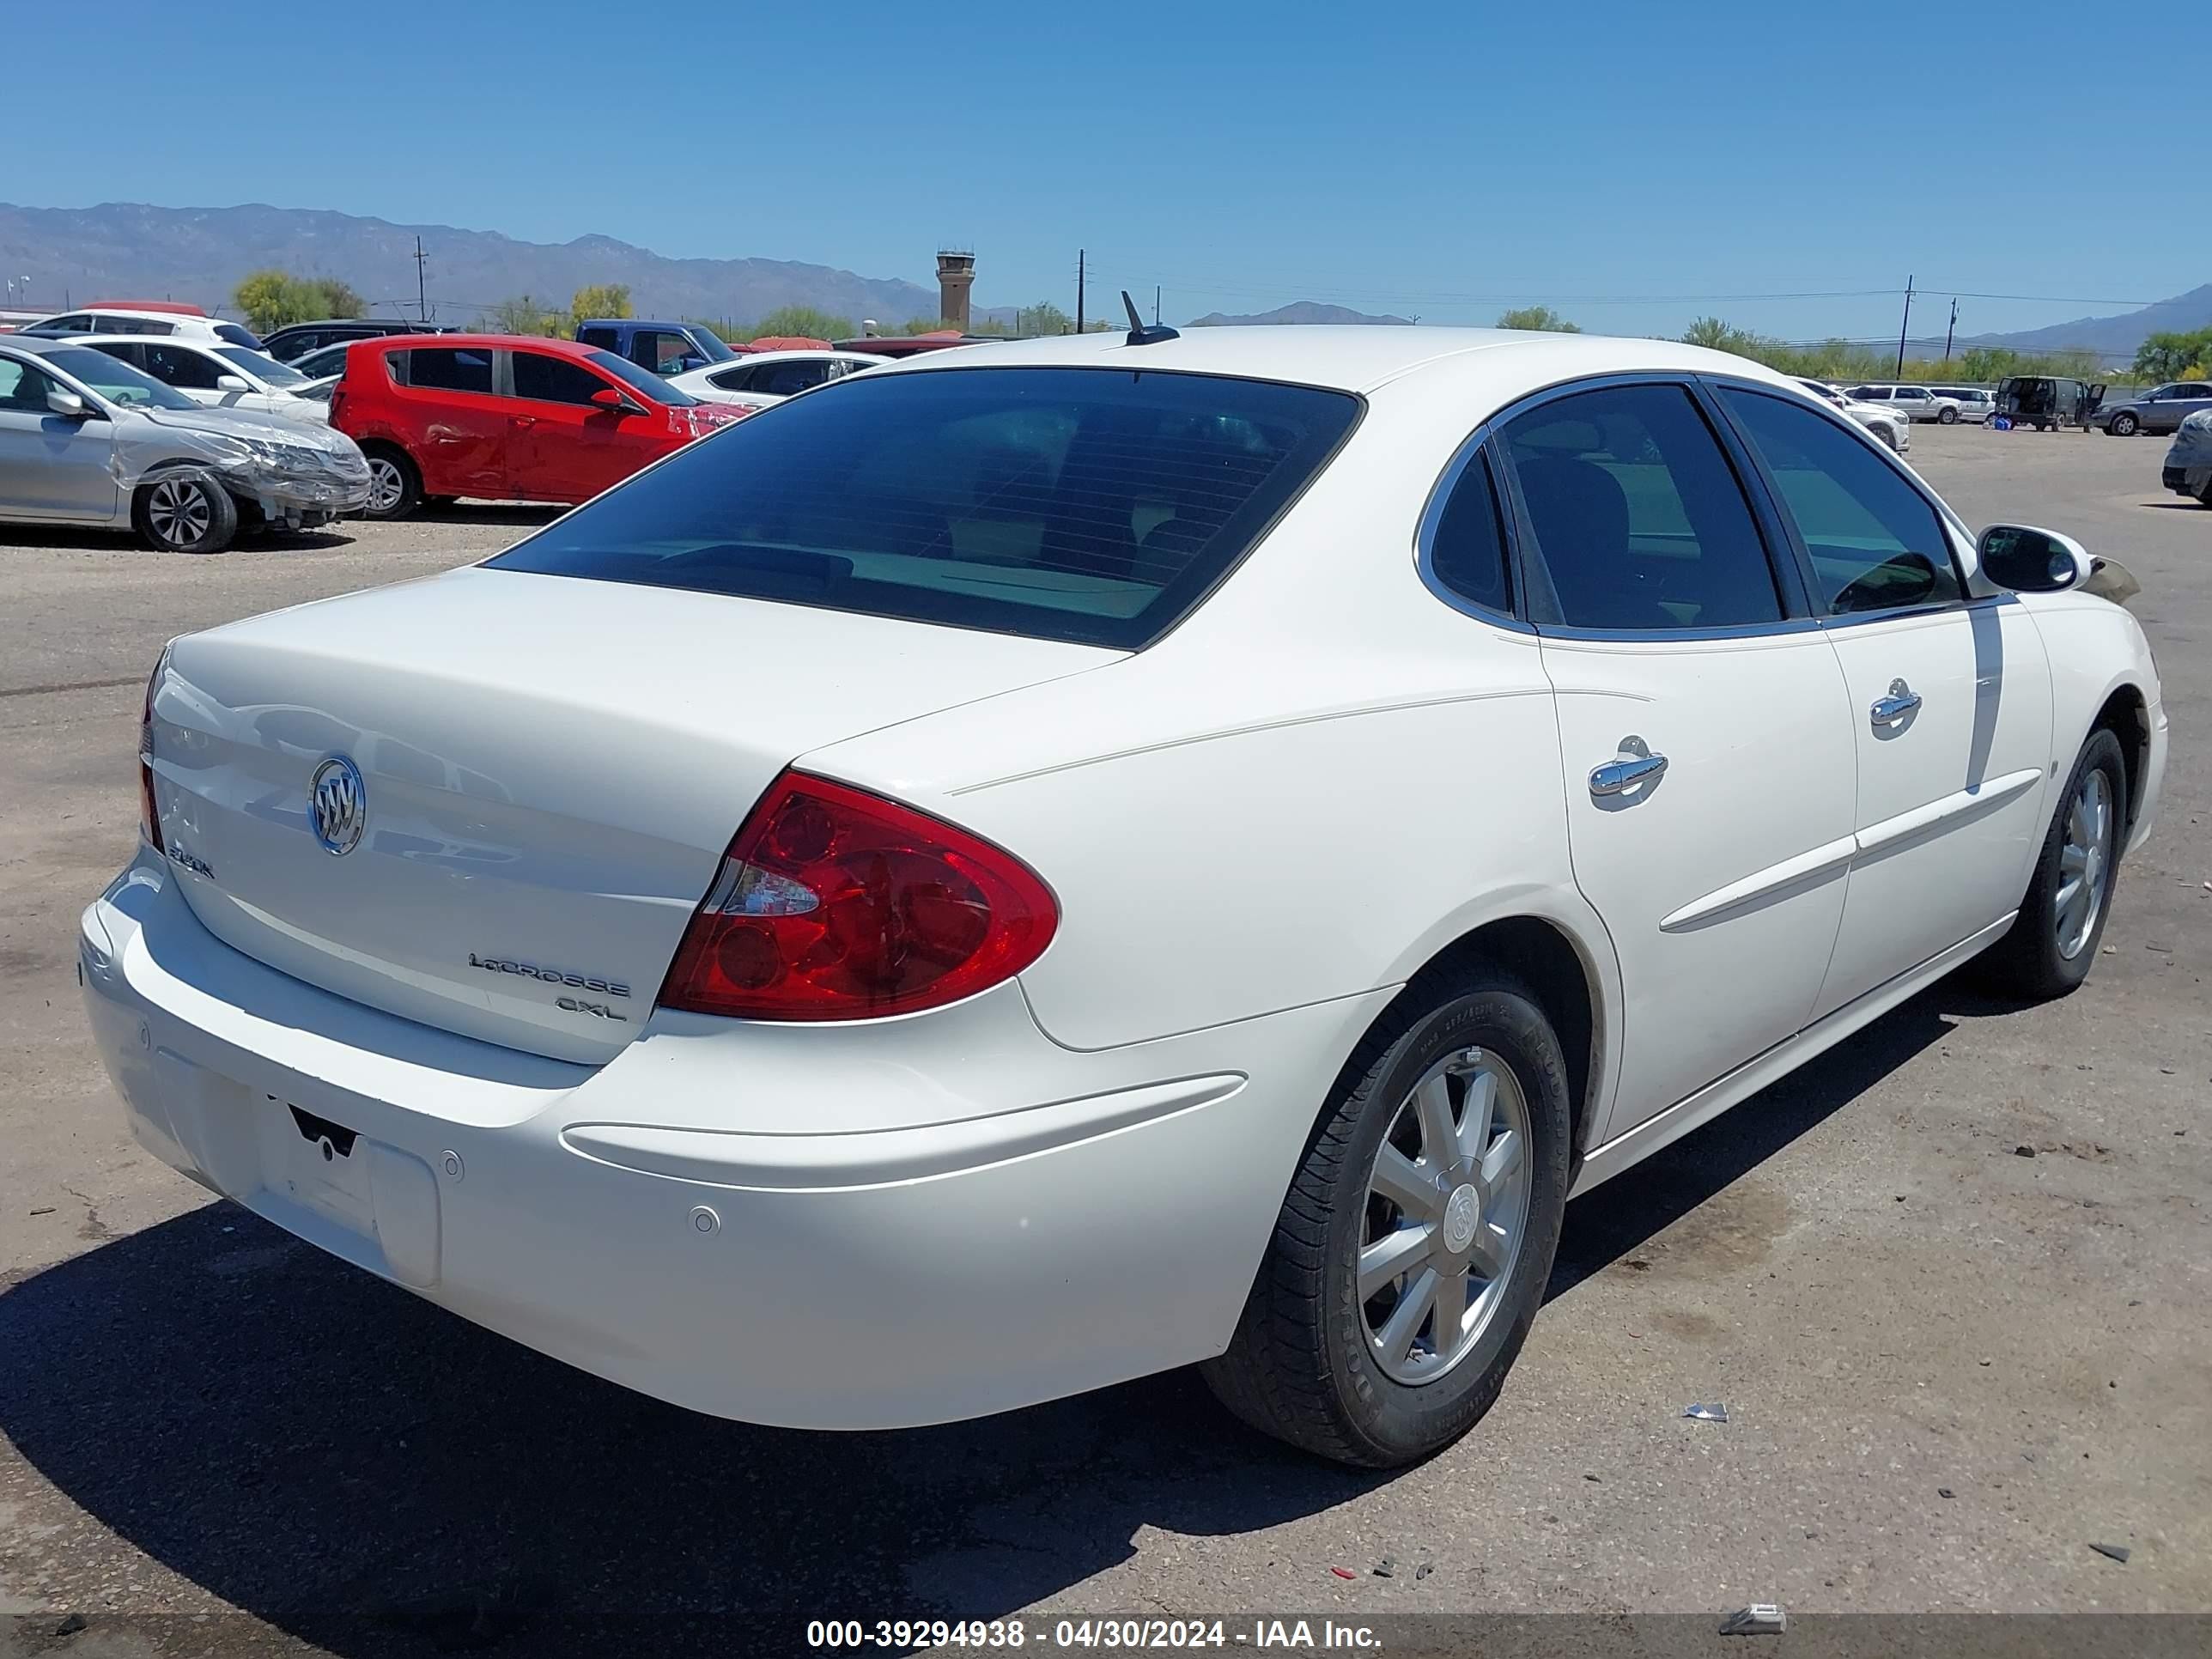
[802,384,1606,1055]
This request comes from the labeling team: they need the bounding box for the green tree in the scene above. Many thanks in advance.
[234,268,361,332]
[1496,305,1581,333]
[570,283,633,324]
[2134,328,2212,382]
[311,278,364,319]
[1680,315,1765,355]
[1015,301,1073,337]
[484,295,566,337]
[740,304,857,341]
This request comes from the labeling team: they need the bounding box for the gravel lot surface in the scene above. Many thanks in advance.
[2,430,2205,1654]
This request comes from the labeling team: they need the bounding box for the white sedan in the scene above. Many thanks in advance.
[665,348,890,409]
[83,325,2165,1468]
[1797,379,1909,453]
[78,334,330,423]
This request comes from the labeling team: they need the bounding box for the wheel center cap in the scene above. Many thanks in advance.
[1442,1183,1481,1253]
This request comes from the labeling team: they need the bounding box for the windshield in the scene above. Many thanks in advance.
[35,346,199,410]
[489,366,1362,650]
[215,346,307,386]
[689,328,737,364]
[585,349,697,406]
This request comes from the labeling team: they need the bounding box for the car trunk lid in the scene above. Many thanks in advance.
[150,567,1114,1062]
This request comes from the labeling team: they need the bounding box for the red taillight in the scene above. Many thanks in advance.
[658,773,1058,1022]
[139,645,169,854]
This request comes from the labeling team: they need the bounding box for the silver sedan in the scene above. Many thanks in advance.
[0,337,369,553]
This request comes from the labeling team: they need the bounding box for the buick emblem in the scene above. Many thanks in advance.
[310,755,366,855]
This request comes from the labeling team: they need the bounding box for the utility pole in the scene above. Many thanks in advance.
[1942,298,1958,364]
[1154,284,1161,326]
[1894,274,1914,376]
[414,236,429,322]
[1074,249,1085,335]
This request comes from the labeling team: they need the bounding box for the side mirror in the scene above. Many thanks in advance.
[1977,524,2092,594]
[216,374,252,392]
[591,387,646,416]
[45,388,89,419]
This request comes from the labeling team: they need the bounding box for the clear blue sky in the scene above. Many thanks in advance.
[12,1,2203,342]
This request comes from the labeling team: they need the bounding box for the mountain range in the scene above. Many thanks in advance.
[1186,301,1414,327]
[1189,293,2212,361]
[1961,283,2212,356]
[0,202,978,329]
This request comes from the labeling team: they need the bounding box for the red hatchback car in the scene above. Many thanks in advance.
[331,334,744,519]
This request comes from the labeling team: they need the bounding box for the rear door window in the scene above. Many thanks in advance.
[1424,447,1512,615]
[404,347,495,394]
[576,326,622,352]
[1498,382,1782,630]
[1718,386,1961,614]
[489,366,1360,649]
[141,343,224,390]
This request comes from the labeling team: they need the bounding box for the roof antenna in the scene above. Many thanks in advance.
[1121,289,1177,347]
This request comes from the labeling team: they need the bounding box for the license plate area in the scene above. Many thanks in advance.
[259,1094,374,1236]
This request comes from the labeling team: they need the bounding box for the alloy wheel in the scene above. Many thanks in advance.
[367,457,405,514]
[1358,1048,1532,1385]
[147,478,213,547]
[2054,768,2113,961]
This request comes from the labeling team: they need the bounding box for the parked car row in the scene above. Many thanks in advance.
[326,335,750,518]
[1843,384,1996,424]
[0,336,370,552]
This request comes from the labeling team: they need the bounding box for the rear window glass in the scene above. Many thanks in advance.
[489,366,1361,649]
[398,347,494,393]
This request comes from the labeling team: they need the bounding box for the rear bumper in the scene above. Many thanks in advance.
[81,852,1382,1429]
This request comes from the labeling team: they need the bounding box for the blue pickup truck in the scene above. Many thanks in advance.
[574,319,735,378]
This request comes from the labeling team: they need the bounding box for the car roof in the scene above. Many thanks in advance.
[40,307,227,327]
[69,332,224,351]
[270,318,420,332]
[356,332,602,357]
[577,318,693,330]
[865,325,1807,399]
[702,348,889,367]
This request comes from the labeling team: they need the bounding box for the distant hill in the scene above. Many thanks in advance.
[0,202,966,330]
[1186,301,1413,327]
[1963,283,2212,357]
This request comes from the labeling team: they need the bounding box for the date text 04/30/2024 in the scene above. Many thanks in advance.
[805,1619,1382,1650]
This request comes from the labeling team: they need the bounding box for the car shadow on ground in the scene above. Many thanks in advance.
[0,979,1978,1656]
[416,501,565,528]
[0,525,356,554]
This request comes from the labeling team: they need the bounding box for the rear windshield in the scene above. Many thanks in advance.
[489,365,1361,649]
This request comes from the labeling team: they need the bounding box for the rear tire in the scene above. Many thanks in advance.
[2110,411,2139,436]
[362,444,422,520]
[1978,729,2127,1000]
[1201,969,1571,1468]
[131,468,238,554]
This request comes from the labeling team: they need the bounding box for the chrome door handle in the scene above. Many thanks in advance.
[1869,678,1923,726]
[1589,735,1668,797]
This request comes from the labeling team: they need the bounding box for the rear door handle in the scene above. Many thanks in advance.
[512,414,538,428]
[1869,678,1922,726]
[1589,735,1668,798]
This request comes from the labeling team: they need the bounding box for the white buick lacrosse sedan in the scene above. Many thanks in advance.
[82,322,2165,1467]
